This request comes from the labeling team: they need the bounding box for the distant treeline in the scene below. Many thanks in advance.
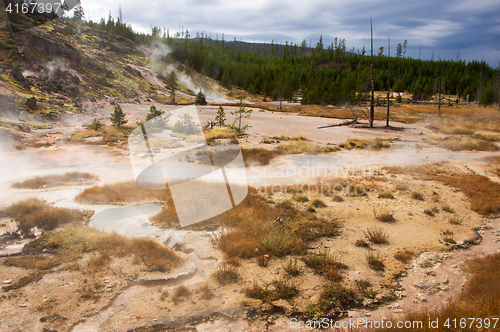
[82,15,500,106]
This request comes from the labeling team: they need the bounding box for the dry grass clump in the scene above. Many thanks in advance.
[277,142,339,154]
[22,224,181,273]
[271,135,311,141]
[4,255,61,270]
[440,229,456,244]
[441,204,455,213]
[11,172,98,189]
[355,239,370,248]
[294,195,309,203]
[69,125,134,145]
[303,252,347,282]
[367,252,385,271]
[424,207,440,217]
[309,283,361,319]
[355,279,377,298]
[364,227,389,244]
[198,283,214,300]
[347,183,367,196]
[448,216,463,225]
[245,278,298,302]
[6,198,90,236]
[284,259,300,276]
[394,249,414,263]
[378,190,395,199]
[213,263,239,285]
[207,190,340,259]
[339,137,393,150]
[332,195,344,202]
[378,252,500,332]
[241,147,283,166]
[374,209,396,223]
[203,127,238,143]
[411,191,425,201]
[311,199,327,208]
[75,181,166,204]
[425,134,498,151]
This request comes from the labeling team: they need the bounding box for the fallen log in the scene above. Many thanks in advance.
[317,117,358,129]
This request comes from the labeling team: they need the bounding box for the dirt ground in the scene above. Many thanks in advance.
[1,99,500,331]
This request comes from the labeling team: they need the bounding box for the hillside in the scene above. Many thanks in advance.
[0,10,229,148]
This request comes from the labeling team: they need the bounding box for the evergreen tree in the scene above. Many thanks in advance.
[73,0,84,20]
[195,90,207,105]
[110,104,127,127]
[214,106,226,127]
[166,71,177,105]
[229,100,252,132]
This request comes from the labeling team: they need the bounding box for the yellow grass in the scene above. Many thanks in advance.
[75,181,167,204]
[6,198,90,236]
[11,172,98,189]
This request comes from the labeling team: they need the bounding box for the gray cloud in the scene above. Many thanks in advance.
[81,0,500,65]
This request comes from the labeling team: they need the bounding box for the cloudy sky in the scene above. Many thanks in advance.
[80,0,500,66]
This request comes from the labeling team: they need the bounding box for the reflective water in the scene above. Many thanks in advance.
[89,204,163,236]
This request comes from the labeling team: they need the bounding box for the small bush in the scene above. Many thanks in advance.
[272,279,297,300]
[174,285,191,298]
[448,216,463,225]
[394,249,414,263]
[411,191,425,201]
[198,283,214,300]
[424,207,439,217]
[364,227,389,244]
[367,252,385,271]
[88,118,103,131]
[442,205,455,213]
[245,279,297,302]
[294,195,309,203]
[355,279,377,298]
[378,191,395,199]
[440,229,456,244]
[311,199,327,208]
[332,195,344,202]
[354,239,370,248]
[213,264,239,285]
[374,209,396,223]
[306,206,316,213]
[348,184,367,196]
[317,284,361,316]
[303,252,347,281]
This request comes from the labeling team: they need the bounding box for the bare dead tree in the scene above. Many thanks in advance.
[497,62,500,109]
[386,34,391,127]
[370,16,375,127]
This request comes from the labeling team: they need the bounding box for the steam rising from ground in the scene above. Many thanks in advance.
[147,41,230,103]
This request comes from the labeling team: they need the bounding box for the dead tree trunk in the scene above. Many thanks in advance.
[370,16,375,127]
[386,34,391,126]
